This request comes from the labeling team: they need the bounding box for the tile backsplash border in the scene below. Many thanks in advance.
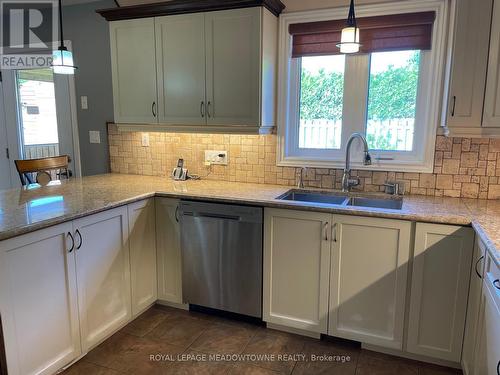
[108,124,500,199]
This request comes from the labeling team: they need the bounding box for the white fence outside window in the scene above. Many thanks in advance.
[299,119,414,151]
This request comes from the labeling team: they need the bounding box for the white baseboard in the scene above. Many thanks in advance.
[156,300,189,310]
[266,323,321,339]
[361,343,462,369]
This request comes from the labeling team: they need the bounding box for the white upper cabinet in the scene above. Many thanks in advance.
[329,215,411,350]
[108,7,278,133]
[110,18,158,124]
[483,0,500,127]
[445,0,492,129]
[128,199,157,317]
[74,206,132,352]
[407,223,474,362]
[205,8,261,127]
[155,14,206,125]
[0,223,81,375]
[263,208,331,334]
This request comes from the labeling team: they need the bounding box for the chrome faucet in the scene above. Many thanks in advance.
[297,167,307,189]
[342,133,372,192]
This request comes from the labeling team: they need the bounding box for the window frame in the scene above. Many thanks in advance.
[276,0,452,173]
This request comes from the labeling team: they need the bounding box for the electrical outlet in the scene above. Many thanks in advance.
[89,130,100,144]
[205,150,228,165]
[141,133,150,147]
[81,96,88,110]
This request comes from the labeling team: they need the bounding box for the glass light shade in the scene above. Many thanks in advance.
[52,49,76,74]
[338,26,360,54]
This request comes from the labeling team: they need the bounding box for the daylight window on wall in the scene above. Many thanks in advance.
[366,50,420,152]
[299,55,345,149]
[281,4,444,172]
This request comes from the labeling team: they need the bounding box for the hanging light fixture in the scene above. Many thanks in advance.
[52,0,77,74]
[337,0,361,54]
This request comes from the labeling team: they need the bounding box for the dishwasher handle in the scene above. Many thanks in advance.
[182,211,242,221]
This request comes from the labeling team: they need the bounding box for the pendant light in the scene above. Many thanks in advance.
[52,0,77,74]
[337,0,361,54]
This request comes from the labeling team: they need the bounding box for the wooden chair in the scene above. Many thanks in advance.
[15,155,71,186]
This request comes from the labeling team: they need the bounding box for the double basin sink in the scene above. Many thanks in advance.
[277,189,403,210]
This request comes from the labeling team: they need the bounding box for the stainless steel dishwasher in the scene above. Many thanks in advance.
[179,201,263,318]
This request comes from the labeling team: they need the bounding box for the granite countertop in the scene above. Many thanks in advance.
[0,173,498,265]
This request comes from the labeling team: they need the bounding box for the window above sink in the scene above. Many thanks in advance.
[276,0,450,173]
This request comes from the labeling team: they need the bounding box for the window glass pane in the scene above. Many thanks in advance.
[16,68,60,159]
[299,55,345,149]
[366,50,420,151]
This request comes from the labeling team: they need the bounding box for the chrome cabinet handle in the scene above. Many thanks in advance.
[207,101,212,118]
[200,101,205,118]
[332,223,337,242]
[323,222,329,241]
[451,95,456,117]
[175,206,180,223]
[152,101,157,117]
[67,232,75,253]
[75,229,82,250]
[494,279,500,291]
[475,255,485,279]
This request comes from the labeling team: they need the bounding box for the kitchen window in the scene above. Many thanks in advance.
[277,0,450,173]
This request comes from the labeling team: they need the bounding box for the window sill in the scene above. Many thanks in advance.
[277,157,434,174]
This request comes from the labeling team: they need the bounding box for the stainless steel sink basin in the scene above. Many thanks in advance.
[347,196,403,210]
[278,190,349,206]
[277,189,403,210]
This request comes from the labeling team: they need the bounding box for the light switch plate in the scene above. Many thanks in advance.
[205,150,228,165]
[141,133,150,147]
[81,96,88,110]
[89,130,100,144]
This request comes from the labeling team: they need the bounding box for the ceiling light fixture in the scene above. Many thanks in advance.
[337,0,361,54]
[52,0,77,74]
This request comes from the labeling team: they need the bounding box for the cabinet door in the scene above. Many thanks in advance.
[329,215,411,349]
[155,198,183,304]
[446,0,492,128]
[205,8,261,126]
[462,239,486,375]
[407,223,474,362]
[75,206,131,352]
[0,223,81,375]
[473,254,500,375]
[263,208,331,334]
[128,199,157,317]
[110,19,158,124]
[484,0,500,127]
[155,14,207,125]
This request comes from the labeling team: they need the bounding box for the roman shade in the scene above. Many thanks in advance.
[289,11,436,58]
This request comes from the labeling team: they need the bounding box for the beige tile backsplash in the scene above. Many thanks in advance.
[108,124,500,199]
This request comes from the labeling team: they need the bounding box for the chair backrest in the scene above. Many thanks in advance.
[15,155,70,186]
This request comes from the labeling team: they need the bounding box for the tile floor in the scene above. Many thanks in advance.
[63,305,463,375]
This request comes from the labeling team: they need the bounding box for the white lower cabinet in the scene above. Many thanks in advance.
[155,198,183,304]
[329,215,411,349]
[263,208,331,334]
[128,199,157,316]
[473,253,500,375]
[407,223,474,362]
[74,206,132,352]
[462,239,486,374]
[0,223,81,375]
